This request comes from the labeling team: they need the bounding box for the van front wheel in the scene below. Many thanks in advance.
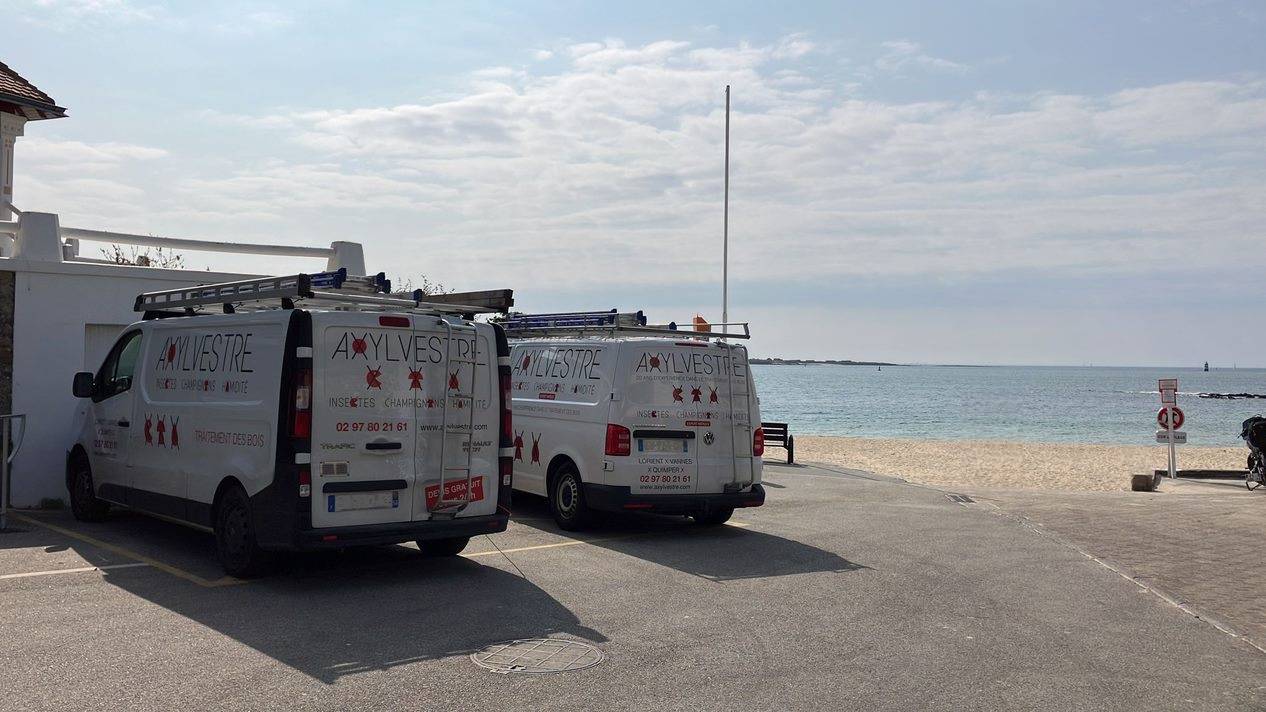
[214,487,273,578]
[69,461,109,522]
[692,508,733,526]
[550,465,590,532]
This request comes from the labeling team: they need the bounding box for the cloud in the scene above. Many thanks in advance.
[875,39,968,75]
[18,36,1266,305]
[20,138,168,172]
[20,0,162,27]
[213,8,294,35]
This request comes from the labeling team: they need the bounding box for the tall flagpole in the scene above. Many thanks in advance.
[722,85,730,331]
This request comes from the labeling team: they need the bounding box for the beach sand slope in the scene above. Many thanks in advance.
[777,436,1247,492]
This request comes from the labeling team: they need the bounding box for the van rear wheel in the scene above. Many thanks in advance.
[214,486,273,578]
[692,508,734,526]
[68,460,109,522]
[416,536,470,557]
[550,465,590,532]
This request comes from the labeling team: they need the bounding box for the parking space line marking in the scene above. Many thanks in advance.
[10,514,246,589]
[0,562,151,581]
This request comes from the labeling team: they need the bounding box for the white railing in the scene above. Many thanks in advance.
[0,413,26,531]
[0,204,365,274]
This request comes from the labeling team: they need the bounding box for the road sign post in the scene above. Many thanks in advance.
[1157,379,1180,479]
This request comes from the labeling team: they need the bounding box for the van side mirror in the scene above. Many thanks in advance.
[72,372,96,399]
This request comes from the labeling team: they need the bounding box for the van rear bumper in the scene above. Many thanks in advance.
[583,483,765,515]
[286,512,509,550]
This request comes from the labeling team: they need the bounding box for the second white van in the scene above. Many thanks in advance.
[504,311,765,530]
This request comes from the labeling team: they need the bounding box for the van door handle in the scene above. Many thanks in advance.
[117,419,130,428]
[365,441,403,451]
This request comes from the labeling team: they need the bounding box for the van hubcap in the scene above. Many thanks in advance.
[73,470,92,511]
[557,476,578,517]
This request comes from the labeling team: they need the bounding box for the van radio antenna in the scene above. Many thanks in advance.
[722,84,731,339]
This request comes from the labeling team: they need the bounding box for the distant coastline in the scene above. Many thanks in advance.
[750,358,900,366]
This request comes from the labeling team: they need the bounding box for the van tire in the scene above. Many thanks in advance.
[416,536,470,557]
[550,464,590,532]
[68,460,109,522]
[692,508,734,526]
[214,486,273,578]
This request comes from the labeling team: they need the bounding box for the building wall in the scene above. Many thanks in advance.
[4,257,251,506]
[1,270,13,417]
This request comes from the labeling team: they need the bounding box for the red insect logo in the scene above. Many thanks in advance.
[144,414,153,445]
[514,431,524,461]
[522,355,531,371]
[530,433,541,464]
[156,417,167,447]
[709,387,719,404]
[649,355,661,370]
[365,365,383,389]
[170,417,180,449]
[351,336,368,357]
[448,372,460,391]
[425,398,436,409]
[408,368,424,390]
[672,385,684,403]
[691,386,702,403]
[166,343,177,364]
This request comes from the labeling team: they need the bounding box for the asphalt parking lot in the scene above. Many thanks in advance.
[3,463,1265,711]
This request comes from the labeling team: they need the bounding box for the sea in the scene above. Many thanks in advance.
[751,364,1266,447]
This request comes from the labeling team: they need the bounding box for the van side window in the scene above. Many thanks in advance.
[95,330,142,401]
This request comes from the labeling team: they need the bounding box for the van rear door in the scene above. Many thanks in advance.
[619,342,701,495]
[311,313,417,527]
[695,343,756,494]
[409,317,499,520]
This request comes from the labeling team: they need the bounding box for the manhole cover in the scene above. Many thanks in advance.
[471,638,604,675]
[946,493,975,504]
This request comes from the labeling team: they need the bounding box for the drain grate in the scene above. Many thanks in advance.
[471,638,604,675]
[946,493,975,504]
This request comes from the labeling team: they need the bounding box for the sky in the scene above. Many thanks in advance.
[3,0,1265,366]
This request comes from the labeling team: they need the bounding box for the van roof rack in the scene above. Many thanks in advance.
[134,269,513,318]
[501,310,750,339]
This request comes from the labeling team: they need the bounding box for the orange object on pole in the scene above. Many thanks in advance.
[693,315,711,332]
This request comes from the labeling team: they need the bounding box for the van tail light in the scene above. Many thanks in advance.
[500,369,513,444]
[292,368,312,439]
[753,427,765,457]
[298,468,311,498]
[605,424,631,456]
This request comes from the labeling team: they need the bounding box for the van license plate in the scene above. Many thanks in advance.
[639,439,687,453]
[327,491,400,512]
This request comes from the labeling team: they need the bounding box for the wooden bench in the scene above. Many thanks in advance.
[761,421,794,464]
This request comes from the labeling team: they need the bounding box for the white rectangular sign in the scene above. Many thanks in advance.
[1161,390,1176,405]
[1156,430,1187,444]
[1158,378,1178,391]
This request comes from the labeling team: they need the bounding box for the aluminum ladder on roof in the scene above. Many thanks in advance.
[133,269,509,316]
[724,342,749,486]
[501,310,751,340]
[430,317,480,515]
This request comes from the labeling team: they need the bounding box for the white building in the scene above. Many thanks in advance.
[0,61,365,507]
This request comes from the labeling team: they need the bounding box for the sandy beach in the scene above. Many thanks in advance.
[770,436,1248,492]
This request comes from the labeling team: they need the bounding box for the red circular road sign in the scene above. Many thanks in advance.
[1157,406,1185,430]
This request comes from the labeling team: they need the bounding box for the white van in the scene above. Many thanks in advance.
[65,271,514,576]
[504,311,765,530]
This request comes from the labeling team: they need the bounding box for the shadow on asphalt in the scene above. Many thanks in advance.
[12,511,605,684]
[510,496,867,582]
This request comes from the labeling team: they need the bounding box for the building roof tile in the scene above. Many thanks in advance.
[0,60,66,118]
